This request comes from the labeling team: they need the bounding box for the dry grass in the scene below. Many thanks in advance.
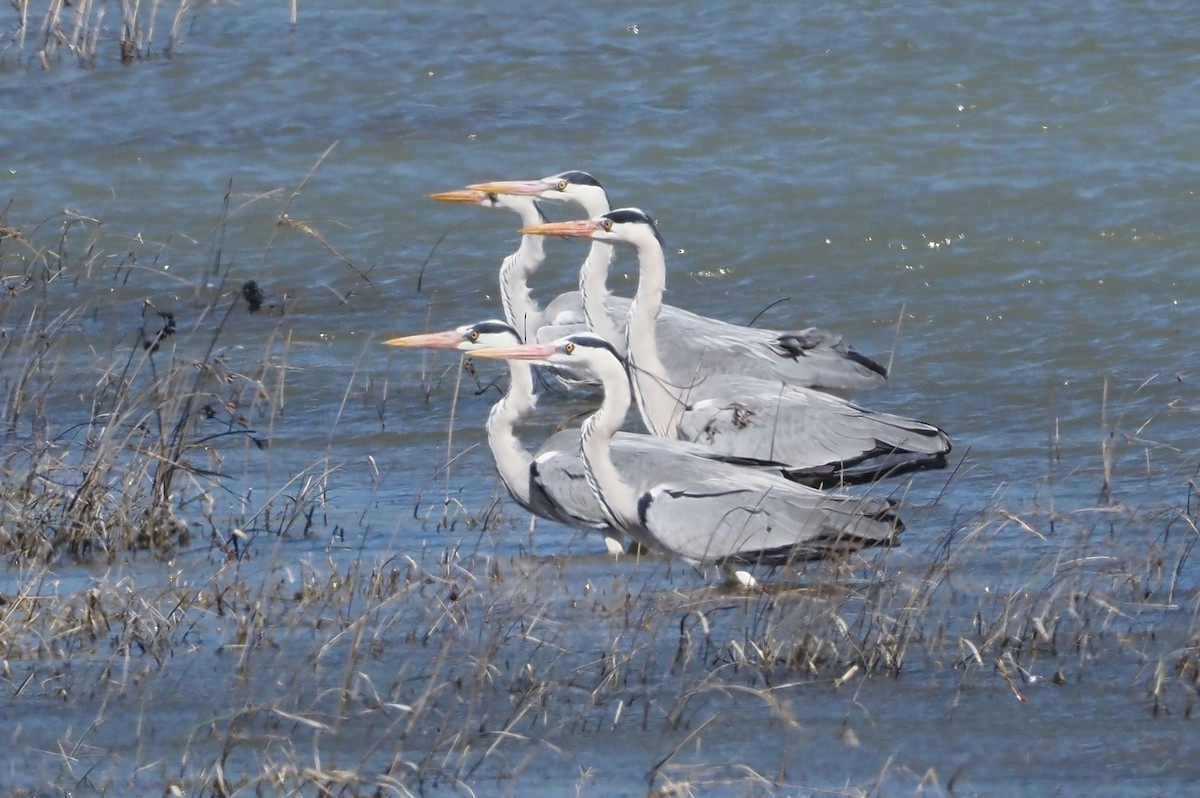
[0,149,380,566]
[1,496,1196,795]
[1,191,1198,795]
[0,212,272,563]
[1,0,241,69]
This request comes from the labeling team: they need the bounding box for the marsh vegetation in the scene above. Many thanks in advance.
[2,176,1198,796]
[2,1,1199,794]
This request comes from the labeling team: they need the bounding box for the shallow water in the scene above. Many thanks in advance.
[1,1,1199,795]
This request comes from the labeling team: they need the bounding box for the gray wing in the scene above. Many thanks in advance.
[656,304,887,391]
[535,292,596,387]
[538,290,588,340]
[531,429,796,529]
[531,428,607,527]
[675,375,951,486]
[595,297,884,390]
[540,290,586,330]
[637,474,902,565]
[531,448,610,528]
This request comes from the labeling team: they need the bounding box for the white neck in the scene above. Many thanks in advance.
[579,241,622,346]
[568,190,622,349]
[499,204,546,342]
[484,359,538,506]
[623,233,685,437]
[578,350,642,530]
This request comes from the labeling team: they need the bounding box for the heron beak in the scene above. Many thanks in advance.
[517,219,601,237]
[383,330,464,349]
[470,343,557,362]
[427,189,489,204]
[465,179,549,197]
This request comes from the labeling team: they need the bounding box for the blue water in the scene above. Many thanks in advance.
[2,1,1199,794]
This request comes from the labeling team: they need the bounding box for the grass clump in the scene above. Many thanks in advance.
[0,181,350,564]
[1,0,212,69]
[0,278,269,562]
[1,180,1198,795]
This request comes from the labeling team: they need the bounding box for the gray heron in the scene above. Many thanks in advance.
[467,171,887,391]
[385,320,804,553]
[427,188,585,345]
[518,209,952,486]
[472,332,904,585]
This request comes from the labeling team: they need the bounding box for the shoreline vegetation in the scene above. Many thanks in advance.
[2,7,1199,794]
[3,175,1199,798]
[1,0,299,70]
[3,0,198,69]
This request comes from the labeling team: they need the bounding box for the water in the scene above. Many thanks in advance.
[2,1,1199,794]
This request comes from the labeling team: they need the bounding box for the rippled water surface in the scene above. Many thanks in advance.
[2,1,1198,794]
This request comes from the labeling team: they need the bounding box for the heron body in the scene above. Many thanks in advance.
[385,321,803,552]
[385,321,600,533]
[518,209,952,486]
[472,333,904,578]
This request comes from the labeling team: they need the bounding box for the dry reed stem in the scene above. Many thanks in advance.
[1,0,201,68]
[1,184,1197,795]
[0,492,1196,795]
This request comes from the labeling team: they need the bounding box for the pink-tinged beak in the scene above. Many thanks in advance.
[470,342,557,362]
[465,179,549,197]
[427,188,490,204]
[516,219,602,237]
[383,330,464,350]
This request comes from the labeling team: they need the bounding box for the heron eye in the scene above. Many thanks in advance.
[556,180,568,192]
[469,330,479,342]
[602,219,613,232]
[564,342,575,355]
[485,192,498,202]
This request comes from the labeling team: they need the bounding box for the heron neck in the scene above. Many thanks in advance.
[485,359,537,507]
[625,236,683,437]
[579,353,641,531]
[499,209,547,342]
[579,241,622,347]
